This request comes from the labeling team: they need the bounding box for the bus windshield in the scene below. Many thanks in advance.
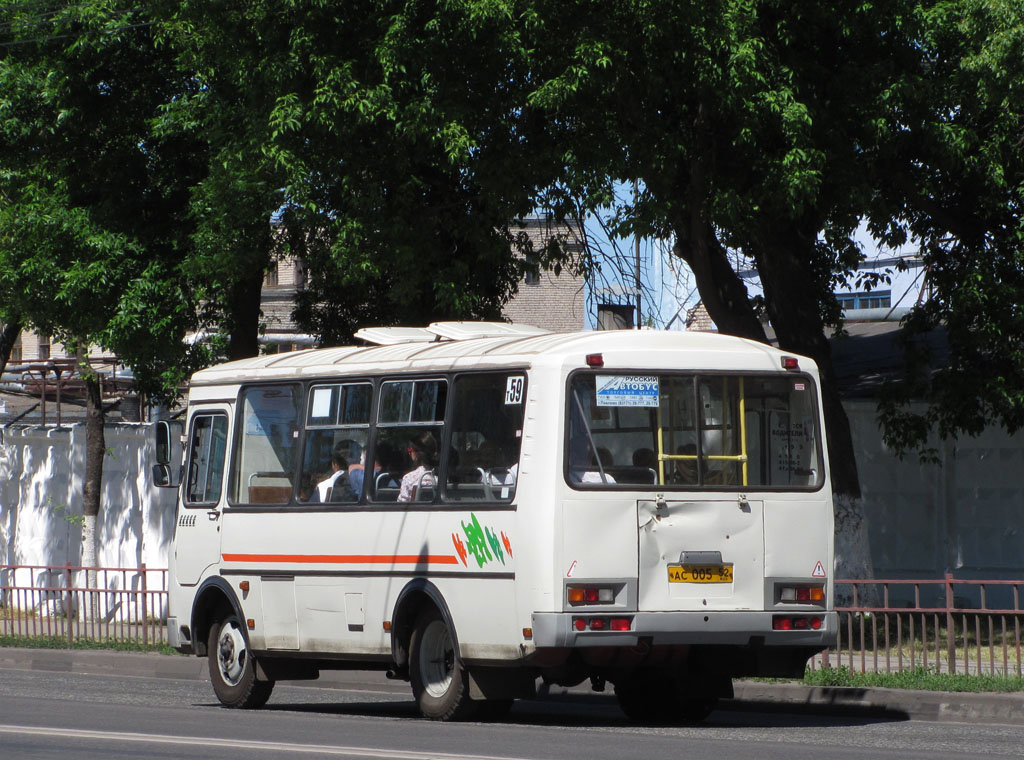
[567,372,823,490]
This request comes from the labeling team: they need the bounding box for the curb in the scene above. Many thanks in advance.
[2,647,1022,725]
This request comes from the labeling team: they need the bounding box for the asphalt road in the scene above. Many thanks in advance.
[2,666,1024,760]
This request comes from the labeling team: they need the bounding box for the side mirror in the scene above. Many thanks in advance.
[153,420,181,488]
[155,420,172,465]
[153,463,172,487]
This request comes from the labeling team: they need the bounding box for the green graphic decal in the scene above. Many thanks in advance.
[458,513,507,568]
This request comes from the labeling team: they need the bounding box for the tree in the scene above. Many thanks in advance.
[161,0,574,346]
[154,1,291,360]
[875,0,1024,454]
[511,0,1024,580]
[493,0,931,579]
[0,1,207,569]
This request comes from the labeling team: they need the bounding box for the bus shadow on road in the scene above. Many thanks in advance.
[250,695,908,730]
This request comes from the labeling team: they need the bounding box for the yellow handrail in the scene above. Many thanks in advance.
[655,377,748,486]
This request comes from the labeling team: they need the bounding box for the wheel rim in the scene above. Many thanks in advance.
[418,619,454,698]
[216,619,248,687]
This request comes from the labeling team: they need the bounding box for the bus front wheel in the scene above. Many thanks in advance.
[409,607,477,720]
[208,614,274,709]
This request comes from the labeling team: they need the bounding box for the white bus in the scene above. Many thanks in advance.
[164,322,836,722]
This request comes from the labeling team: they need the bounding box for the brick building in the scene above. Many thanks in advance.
[500,217,586,333]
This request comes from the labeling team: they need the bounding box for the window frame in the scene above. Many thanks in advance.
[227,383,303,507]
[443,370,528,504]
[564,369,826,493]
[182,411,229,508]
[299,381,374,505]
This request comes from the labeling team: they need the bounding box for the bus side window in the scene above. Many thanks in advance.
[446,373,525,502]
[372,379,446,503]
[299,383,370,504]
[231,385,301,505]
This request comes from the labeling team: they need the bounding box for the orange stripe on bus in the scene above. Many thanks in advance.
[221,553,460,565]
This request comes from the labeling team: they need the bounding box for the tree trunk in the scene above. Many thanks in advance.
[0,319,21,376]
[80,352,105,619]
[226,229,272,361]
[671,224,768,342]
[753,235,873,592]
[226,266,264,360]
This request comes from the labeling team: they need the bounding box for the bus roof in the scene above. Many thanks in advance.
[189,324,815,387]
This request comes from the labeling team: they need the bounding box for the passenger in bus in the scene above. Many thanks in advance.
[671,443,698,484]
[632,447,658,483]
[568,434,616,484]
[398,431,438,502]
[312,443,354,502]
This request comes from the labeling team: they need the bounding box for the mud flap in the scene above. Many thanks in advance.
[468,666,537,700]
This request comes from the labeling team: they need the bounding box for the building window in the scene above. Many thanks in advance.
[264,261,279,288]
[9,331,22,364]
[38,335,50,360]
[837,291,891,311]
[523,254,540,285]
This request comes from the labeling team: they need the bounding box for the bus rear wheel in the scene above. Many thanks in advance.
[409,607,477,721]
[208,614,274,709]
[614,672,718,724]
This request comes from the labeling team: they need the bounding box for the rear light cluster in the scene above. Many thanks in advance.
[779,585,825,604]
[773,615,824,631]
[573,616,632,632]
[567,586,615,605]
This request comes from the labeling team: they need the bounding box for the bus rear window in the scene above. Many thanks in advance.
[567,373,822,490]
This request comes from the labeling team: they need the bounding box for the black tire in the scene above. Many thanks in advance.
[614,671,717,724]
[614,672,672,723]
[475,698,514,721]
[208,614,274,709]
[409,607,478,721]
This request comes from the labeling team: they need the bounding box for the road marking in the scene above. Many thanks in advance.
[0,724,530,759]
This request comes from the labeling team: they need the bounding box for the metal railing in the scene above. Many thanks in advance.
[0,564,167,646]
[1,565,1023,675]
[818,574,1024,677]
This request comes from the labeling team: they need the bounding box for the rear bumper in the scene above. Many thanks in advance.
[531,610,837,649]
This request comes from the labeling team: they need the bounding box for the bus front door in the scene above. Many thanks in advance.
[174,410,230,587]
[636,498,764,612]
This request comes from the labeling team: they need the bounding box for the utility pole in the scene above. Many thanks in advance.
[633,180,642,328]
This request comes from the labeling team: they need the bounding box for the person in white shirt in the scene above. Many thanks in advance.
[313,444,353,502]
[398,431,438,502]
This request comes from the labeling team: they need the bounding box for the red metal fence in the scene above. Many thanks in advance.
[820,575,1024,677]
[2,565,1023,675]
[0,564,167,646]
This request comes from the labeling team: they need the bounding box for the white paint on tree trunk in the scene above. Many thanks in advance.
[833,492,875,606]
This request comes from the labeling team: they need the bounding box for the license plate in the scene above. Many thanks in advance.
[667,564,734,583]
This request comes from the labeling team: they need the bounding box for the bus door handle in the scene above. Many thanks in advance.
[207,510,220,522]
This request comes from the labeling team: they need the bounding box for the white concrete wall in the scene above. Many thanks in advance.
[0,423,179,573]
[3,407,1022,610]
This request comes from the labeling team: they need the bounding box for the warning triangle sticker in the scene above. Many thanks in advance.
[811,561,827,578]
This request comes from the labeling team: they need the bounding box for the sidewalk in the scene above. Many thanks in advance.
[2,646,1023,726]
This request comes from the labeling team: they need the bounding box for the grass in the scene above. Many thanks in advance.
[801,666,1024,693]
[0,633,181,656]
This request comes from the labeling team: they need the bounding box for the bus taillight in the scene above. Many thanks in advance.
[773,615,824,631]
[779,585,825,604]
[567,585,615,605]
[572,616,633,632]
